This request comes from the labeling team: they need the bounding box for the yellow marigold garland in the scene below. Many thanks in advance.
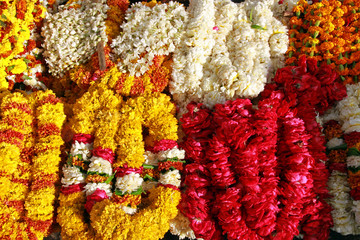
[0,90,64,239]
[59,78,181,239]
[0,0,46,90]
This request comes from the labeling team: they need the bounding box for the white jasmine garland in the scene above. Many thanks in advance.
[42,0,108,77]
[169,212,197,240]
[115,172,143,194]
[70,141,93,161]
[111,1,188,77]
[170,0,288,115]
[61,165,86,187]
[157,147,185,161]
[353,201,360,234]
[88,157,113,176]
[83,182,112,197]
[327,171,356,235]
[159,169,181,187]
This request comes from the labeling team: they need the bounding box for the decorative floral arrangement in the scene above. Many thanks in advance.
[0,90,65,239]
[287,0,360,84]
[170,0,289,116]
[334,82,360,234]
[172,56,347,240]
[42,0,108,77]
[110,0,188,77]
[321,115,357,235]
[0,0,46,90]
[58,73,185,239]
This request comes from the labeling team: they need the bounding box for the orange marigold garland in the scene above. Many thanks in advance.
[287,0,360,84]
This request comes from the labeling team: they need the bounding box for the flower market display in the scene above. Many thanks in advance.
[1,0,360,239]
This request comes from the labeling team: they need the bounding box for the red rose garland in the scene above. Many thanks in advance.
[179,56,347,240]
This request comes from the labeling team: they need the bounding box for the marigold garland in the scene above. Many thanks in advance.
[0,90,65,239]
[287,0,360,84]
[0,0,46,90]
[59,77,183,239]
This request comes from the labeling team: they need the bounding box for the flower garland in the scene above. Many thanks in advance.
[110,1,188,77]
[322,116,357,235]
[0,90,65,239]
[177,91,320,240]
[42,0,108,77]
[58,78,184,239]
[336,82,360,234]
[0,0,46,90]
[287,0,360,84]
[170,0,289,116]
[4,0,47,91]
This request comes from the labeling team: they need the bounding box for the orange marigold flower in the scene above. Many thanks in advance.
[86,174,108,183]
[290,17,303,26]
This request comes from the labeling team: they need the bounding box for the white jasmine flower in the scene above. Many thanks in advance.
[61,165,86,187]
[115,172,143,194]
[159,170,181,187]
[70,141,93,161]
[88,157,113,176]
[170,213,197,239]
[83,182,112,197]
[326,138,344,149]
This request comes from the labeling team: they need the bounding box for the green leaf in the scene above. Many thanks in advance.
[105,174,115,184]
[23,75,32,80]
[0,20,6,28]
[114,187,144,196]
[7,65,15,71]
[347,147,360,156]
[250,8,253,22]
[348,166,360,173]
[23,58,31,64]
[143,164,155,169]
[143,174,156,181]
[1,14,6,20]
[251,24,266,30]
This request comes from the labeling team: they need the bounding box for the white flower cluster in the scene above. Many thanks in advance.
[169,212,197,240]
[335,83,360,234]
[88,156,113,176]
[70,140,93,161]
[170,0,288,116]
[159,169,181,187]
[61,165,85,187]
[327,171,355,235]
[61,140,93,187]
[111,1,188,76]
[42,0,108,77]
[115,172,143,194]
[84,182,112,197]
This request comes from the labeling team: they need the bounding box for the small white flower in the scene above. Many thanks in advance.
[88,157,113,176]
[115,172,143,194]
[326,138,344,149]
[70,141,93,161]
[347,156,360,168]
[170,213,197,240]
[83,182,112,197]
[159,169,181,187]
[61,165,85,187]
[120,205,137,215]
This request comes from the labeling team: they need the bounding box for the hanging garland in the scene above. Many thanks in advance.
[0,90,65,239]
[58,77,184,239]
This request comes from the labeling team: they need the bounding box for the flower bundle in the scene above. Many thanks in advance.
[177,91,322,240]
[287,0,360,84]
[170,0,289,116]
[335,82,360,233]
[322,115,357,235]
[0,90,65,239]
[110,0,188,77]
[0,0,46,90]
[42,0,108,77]
[58,76,184,239]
